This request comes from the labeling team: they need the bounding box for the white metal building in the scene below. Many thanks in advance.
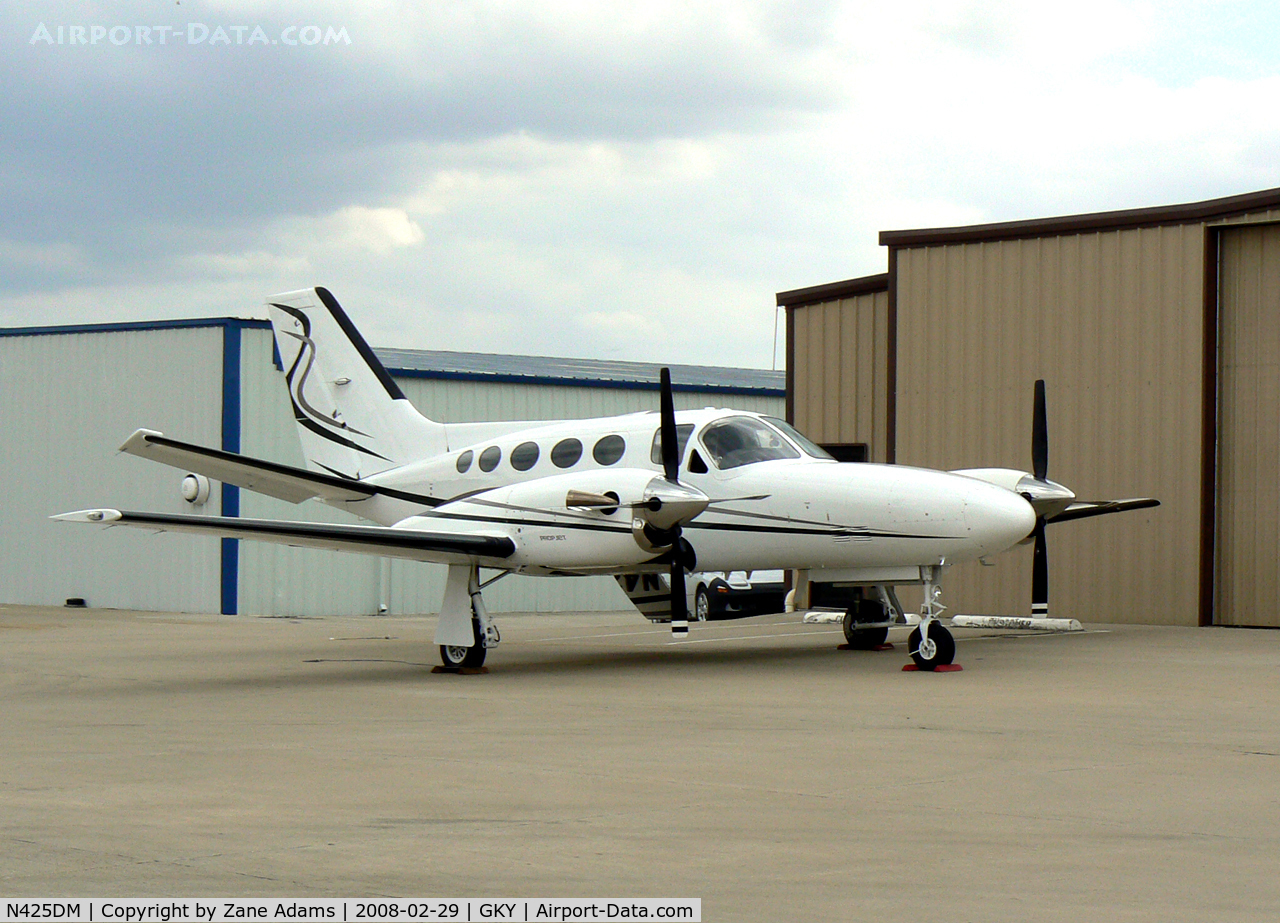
[1,317,783,616]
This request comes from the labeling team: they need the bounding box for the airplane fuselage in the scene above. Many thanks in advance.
[336,408,1036,577]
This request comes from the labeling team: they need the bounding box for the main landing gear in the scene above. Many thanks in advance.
[439,615,488,669]
[436,565,501,671]
[842,597,890,650]
[908,567,956,671]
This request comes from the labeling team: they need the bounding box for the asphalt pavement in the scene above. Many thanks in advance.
[2,604,1277,921]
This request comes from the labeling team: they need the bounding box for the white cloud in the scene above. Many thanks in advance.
[4,1,1280,371]
[323,206,426,253]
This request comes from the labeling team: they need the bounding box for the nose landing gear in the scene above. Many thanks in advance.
[907,567,957,671]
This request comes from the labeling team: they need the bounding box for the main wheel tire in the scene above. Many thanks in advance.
[439,618,487,669]
[695,586,710,622]
[908,624,955,671]
[842,599,889,649]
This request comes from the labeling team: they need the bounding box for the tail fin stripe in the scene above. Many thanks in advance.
[266,287,448,474]
[295,414,394,462]
[281,329,373,438]
[314,287,407,401]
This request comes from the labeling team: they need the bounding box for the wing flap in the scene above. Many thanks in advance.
[53,509,516,563]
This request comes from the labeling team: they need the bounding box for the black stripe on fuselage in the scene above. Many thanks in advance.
[683,521,962,540]
[423,507,961,542]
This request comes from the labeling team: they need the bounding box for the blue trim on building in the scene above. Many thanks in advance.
[0,317,272,339]
[220,322,243,615]
[2,316,783,395]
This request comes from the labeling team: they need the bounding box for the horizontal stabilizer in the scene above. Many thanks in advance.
[52,509,515,563]
[1048,497,1160,524]
[118,429,437,507]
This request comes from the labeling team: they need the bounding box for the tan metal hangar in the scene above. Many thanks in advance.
[780,186,1280,629]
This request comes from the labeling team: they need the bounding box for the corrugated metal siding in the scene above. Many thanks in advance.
[1216,224,1280,627]
[0,328,224,612]
[236,329,381,616]
[893,225,1202,625]
[789,290,890,462]
[234,329,783,616]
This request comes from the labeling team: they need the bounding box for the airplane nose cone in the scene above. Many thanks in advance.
[966,481,1037,554]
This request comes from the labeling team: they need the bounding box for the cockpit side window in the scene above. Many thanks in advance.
[699,416,801,470]
[650,423,695,467]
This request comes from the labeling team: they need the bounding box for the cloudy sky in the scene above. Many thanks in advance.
[5,1,1280,367]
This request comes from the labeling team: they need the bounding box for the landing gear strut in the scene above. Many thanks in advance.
[909,566,955,671]
[436,565,501,670]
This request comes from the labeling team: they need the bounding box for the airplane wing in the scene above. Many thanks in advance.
[1047,497,1161,524]
[52,509,515,564]
[118,429,437,506]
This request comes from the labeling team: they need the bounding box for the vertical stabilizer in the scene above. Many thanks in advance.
[267,287,446,478]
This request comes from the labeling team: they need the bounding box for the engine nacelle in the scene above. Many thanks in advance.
[431,468,707,571]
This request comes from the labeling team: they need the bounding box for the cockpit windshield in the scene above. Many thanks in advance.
[762,417,834,460]
[699,416,801,470]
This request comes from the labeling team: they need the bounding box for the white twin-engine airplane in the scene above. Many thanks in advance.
[56,287,1158,671]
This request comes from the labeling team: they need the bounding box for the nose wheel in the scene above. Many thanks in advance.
[908,623,955,670]
[907,565,957,671]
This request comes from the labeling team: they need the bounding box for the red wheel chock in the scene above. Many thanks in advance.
[902,663,963,672]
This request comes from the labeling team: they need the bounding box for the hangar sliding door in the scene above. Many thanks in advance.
[1216,224,1280,627]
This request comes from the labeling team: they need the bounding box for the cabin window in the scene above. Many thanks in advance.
[551,438,583,468]
[699,416,801,470]
[456,450,474,473]
[510,441,540,471]
[688,449,708,474]
[592,434,626,466]
[650,424,695,466]
[479,445,502,472]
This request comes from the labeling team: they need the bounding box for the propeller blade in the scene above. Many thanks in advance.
[669,554,688,639]
[1048,497,1161,524]
[659,367,679,483]
[1032,379,1048,482]
[1031,516,1048,617]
